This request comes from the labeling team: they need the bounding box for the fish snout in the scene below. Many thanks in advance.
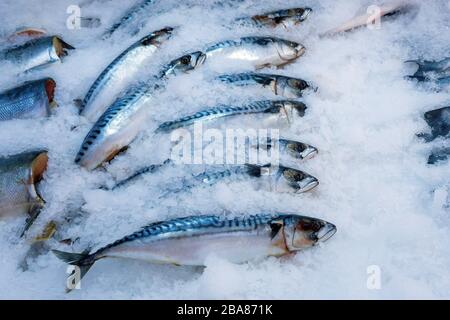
[314,222,337,243]
[295,175,319,193]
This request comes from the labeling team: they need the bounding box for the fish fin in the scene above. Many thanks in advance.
[270,221,283,239]
[34,221,57,242]
[52,249,94,293]
[20,197,45,237]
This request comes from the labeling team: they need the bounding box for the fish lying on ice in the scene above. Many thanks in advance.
[155,100,307,133]
[236,7,312,28]
[0,150,48,236]
[109,138,317,190]
[75,51,207,170]
[0,78,56,121]
[321,0,417,37]
[405,57,450,87]
[78,27,174,122]
[53,213,337,291]
[217,72,311,98]
[165,164,319,195]
[205,36,305,69]
[419,106,450,142]
[1,36,74,72]
[102,0,156,39]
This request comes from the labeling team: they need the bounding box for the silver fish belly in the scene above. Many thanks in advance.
[205,36,305,68]
[217,73,311,98]
[156,100,307,133]
[75,84,156,171]
[80,27,174,122]
[1,36,74,72]
[0,78,56,121]
[0,150,48,235]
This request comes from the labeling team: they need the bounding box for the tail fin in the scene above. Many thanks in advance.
[52,249,94,293]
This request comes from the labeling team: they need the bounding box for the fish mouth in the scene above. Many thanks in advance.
[296,176,319,193]
[299,145,318,160]
[195,52,207,68]
[315,222,337,243]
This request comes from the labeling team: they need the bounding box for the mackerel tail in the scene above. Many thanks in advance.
[155,100,307,133]
[53,213,337,292]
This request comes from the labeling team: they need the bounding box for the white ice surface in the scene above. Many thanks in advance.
[0,0,449,299]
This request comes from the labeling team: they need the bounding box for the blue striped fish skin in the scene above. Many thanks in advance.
[75,46,206,170]
[75,83,157,170]
[237,7,312,28]
[217,73,310,98]
[80,27,174,122]
[205,36,305,68]
[191,164,318,194]
[1,36,74,72]
[156,100,307,133]
[53,213,337,271]
[102,0,156,39]
[0,78,56,121]
[0,150,48,236]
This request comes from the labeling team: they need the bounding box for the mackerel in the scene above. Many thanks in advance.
[53,213,337,291]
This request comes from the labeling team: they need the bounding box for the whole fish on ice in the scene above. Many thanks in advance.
[217,73,311,98]
[155,100,307,133]
[236,7,312,28]
[164,164,319,196]
[204,36,305,69]
[78,27,174,122]
[0,78,56,121]
[1,36,74,73]
[53,213,337,291]
[75,51,206,170]
[0,150,48,236]
[109,139,317,190]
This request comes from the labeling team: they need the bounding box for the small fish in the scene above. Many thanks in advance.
[53,213,337,291]
[255,138,318,161]
[0,78,56,121]
[217,73,311,98]
[75,52,206,170]
[321,0,416,37]
[405,57,450,86]
[1,36,74,72]
[237,7,312,28]
[156,100,307,133]
[419,107,450,142]
[205,36,305,69]
[0,150,48,236]
[102,0,156,39]
[78,27,174,122]
[178,164,319,195]
[428,147,450,165]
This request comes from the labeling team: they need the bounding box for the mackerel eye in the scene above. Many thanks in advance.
[180,56,191,65]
